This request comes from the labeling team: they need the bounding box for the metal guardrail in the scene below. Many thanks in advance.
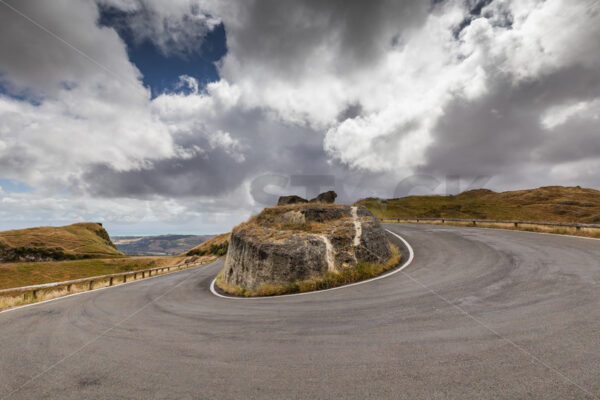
[381,217,600,230]
[0,258,216,299]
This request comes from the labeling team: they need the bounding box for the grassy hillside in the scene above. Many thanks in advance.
[0,222,123,262]
[358,186,600,223]
[112,234,213,255]
[186,233,230,257]
[0,255,188,290]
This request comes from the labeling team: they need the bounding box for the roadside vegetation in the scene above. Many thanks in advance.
[215,244,401,297]
[358,186,600,224]
[0,255,217,311]
[383,218,600,239]
[186,233,230,257]
[0,255,190,290]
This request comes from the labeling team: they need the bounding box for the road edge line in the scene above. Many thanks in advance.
[209,229,414,300]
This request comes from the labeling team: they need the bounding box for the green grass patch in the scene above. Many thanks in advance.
[216,244,402,297]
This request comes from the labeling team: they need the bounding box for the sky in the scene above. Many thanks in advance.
[0,0,599,235]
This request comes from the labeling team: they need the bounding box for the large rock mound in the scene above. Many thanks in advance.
[220,204,392,291]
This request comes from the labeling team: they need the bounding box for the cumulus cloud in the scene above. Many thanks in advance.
[97,0,221,57]
[1,0,600,234]
[0,0,180,190]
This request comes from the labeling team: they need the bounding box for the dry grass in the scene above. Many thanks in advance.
[359,186,600,224]
[385,219,600,239]
[232,204,357,244]
[0,254,198,290]
[215,244,402,297]
[0,222,123,259]
[185,233,231,256]
[0,257,216,311]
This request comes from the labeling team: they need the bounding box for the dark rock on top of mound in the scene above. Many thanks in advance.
[309,190,337,204]
[220,203,392,291]
[277,195,309,206]
[277,191,338,206]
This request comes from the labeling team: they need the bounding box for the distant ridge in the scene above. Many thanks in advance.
[112,234,214,255]
[357,186,600,223]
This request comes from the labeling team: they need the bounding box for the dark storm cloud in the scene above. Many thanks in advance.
[421,65,600,178]
[221,0,429,78]
[81,107,342,199]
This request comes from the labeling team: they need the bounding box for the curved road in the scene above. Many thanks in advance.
[1,224,599,399]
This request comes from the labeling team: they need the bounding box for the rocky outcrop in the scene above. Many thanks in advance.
[220,204,392,291]
[277,191,338,206]
[277,195,308,206]
[309,190,337,204]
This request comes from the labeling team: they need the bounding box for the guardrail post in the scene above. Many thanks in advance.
[109,277,114,286]
[576,226,581,231]
[32,290,37,299]
[67,284,72,292]
[89,280,94,290]
[123,275,127,283]
[514,222,518,227]
[472,220,476,226]
[441,219,445,224]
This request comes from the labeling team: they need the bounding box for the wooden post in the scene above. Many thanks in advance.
[32,290,37,299]
[123,275,127,283]
[89,280,94,290]
[109,277,114,286]
[67,284,72,292]
[472,220,476,226]
[514,222,518,227]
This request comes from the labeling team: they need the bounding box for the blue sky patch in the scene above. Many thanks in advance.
[0,78,42,106]
[0,178,33,193]
[97,6,227,98]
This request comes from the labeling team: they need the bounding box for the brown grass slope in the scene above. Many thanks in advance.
[0,255,188,290]
[358,186,600,224]
[0,222,123,262]
[185,233,230,257]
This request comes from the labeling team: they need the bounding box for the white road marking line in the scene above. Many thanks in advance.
[209,229,414,299]
[0,266,207,400]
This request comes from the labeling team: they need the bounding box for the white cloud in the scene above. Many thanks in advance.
[541,99,600,129]
[97,0,221,57]
[0,0,182,188]
[1,0,600,233]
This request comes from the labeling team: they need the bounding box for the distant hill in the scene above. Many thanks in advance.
[358,186,600,223]
[186,233,230,257]
[112,234,213,255]
[0,223,123,262]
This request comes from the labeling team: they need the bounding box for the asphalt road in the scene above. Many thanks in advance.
[1,224,599,399]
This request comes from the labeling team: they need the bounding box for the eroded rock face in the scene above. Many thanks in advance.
[310,190,337,204]
[221,204,392,291]
[277,195,308,206]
